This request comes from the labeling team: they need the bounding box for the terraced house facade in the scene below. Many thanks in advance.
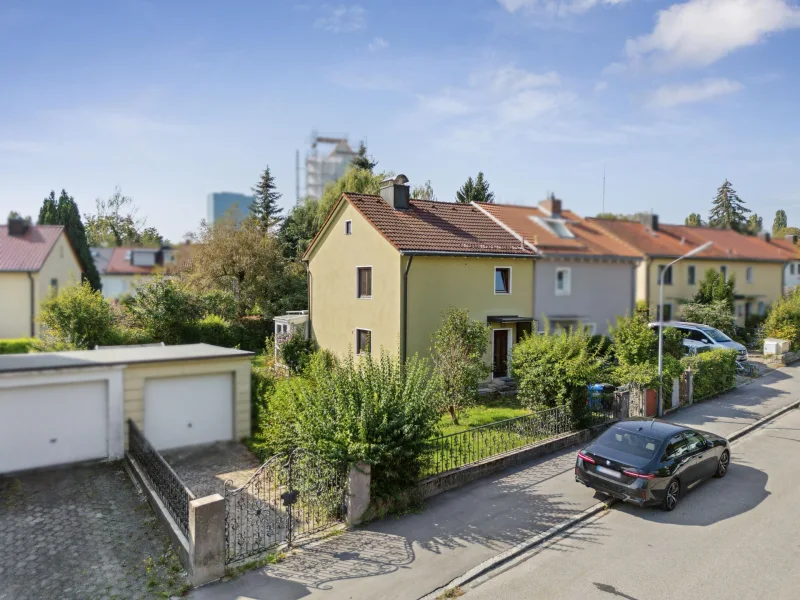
[303,175,536,378]
[591,215,795,326]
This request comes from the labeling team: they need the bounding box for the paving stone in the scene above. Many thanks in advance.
[0,463,187,599]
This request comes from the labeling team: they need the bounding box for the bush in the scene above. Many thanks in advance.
[511,327,604,425]
[188,314,235,347]
[679,301,736,338]
[763,289,800,350]
[231,316,272,352]
[279,331,317,374]
[38,281,118,349]
[682,349,738,401]
[610,315,683,392]
[127,276,202,344]
[251,375,308,460]
[197,289,237,320]
[0,338,37,354]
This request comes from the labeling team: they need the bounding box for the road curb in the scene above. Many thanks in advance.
[420,398,800,600]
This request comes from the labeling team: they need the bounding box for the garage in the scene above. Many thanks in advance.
[0,380,109,473]
[144,373,234,450]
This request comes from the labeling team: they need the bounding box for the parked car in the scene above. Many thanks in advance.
[649,321,748,362]
[575,418,730,511]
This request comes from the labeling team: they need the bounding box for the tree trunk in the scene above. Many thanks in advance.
[448,405,459,425]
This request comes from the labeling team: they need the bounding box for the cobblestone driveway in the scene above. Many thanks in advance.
[0,462,187,600]
[163,442,261,498]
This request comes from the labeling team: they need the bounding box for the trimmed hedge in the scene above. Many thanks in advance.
[681,348,738,402]
[0,338,37,354]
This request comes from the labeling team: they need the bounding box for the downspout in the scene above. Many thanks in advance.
[305,262,311,339]
[27,272,35,337]
[644,256,651,316]
[402,255,414,363]
[630,261,637,317]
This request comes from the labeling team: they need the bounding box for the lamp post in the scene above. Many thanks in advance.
[657,241,714,417]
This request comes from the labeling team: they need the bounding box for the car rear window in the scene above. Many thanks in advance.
[596,427,661,459]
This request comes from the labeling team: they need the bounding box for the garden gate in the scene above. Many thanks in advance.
[223,448,347,564]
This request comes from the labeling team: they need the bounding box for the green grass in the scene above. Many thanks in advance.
[436,395,530,436]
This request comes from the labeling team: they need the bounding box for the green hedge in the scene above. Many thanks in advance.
[681,349,738,402]
[0,338,37,354]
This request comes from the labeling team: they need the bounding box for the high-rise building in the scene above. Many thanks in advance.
[305,133,357,201]
[207,192,254,225]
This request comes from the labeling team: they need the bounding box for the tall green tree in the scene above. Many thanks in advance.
[351,142,377,172]
[746,213,763,235]
[456,172,494,204]
[694,269,735,312]
[83,188,166,247]
[411,180,436,201]
[773,209,788,236]
[708,180,750,232]
[251,166,283,230]
[38,190,101,290]
[278,197,320,259]
[685,213,703,227]
[317,167,386,226]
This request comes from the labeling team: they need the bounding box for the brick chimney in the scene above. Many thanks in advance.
[380,174,410,210]
[7,217,30,237]
[539,194,562,218]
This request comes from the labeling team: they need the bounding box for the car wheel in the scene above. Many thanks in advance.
[662,479,680,512]
[714,450,730,478]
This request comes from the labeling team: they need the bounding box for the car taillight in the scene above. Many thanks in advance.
[623,469,655,480]
[577,452,596,464]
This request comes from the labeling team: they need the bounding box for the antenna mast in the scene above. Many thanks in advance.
[602,163,606,214]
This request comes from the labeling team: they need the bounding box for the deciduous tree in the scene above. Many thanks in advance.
[411,180,436,201]
[685,213,703,227]
[773,209,788,236]
[278,197,320,259]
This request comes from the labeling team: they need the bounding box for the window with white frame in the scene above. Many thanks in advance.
[720,265,728,281]
[658,265,673,285]
[583,322,597,336]
[555,267,571,296]
[494,267,511,294]
[356,329,371,355]
[345,220,352,235]
[687,265,696,285]
[746,266,753,283]
[357,267,372,298]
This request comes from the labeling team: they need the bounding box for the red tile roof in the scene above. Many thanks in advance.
[478,203,640,259]
[106,247,158,275]
[0,225,65,272]
[589,218,795,262]
[341,194,535,256]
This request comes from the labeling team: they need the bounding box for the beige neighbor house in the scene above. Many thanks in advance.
[303,175,537,379]
[0,218,83,338]
[98,246,183,300]
[591,215,795,327]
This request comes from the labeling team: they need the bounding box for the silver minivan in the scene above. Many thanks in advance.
[649,321,748,362]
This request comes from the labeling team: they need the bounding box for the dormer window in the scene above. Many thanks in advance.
[531,216,575,239]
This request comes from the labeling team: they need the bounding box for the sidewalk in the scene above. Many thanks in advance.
[191,363,800,600]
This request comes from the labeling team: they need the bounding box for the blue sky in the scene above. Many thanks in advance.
[2,0,800,242]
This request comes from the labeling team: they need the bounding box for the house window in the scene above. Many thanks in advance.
[494,267,511,294]
[50,278,58,293]
[792,264,796,275]
[758,301,766,315]
[345,220,352,235]
[357,267,372,298]
[555,267,571,296]
[658,265,673,285]
[657,304,673,322]
[737,304,744,317]
[746,266,753,284]
[720,265,728,281]
[687,265,696,285]
[356,329,371,355]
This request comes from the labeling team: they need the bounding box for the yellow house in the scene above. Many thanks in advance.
[0,219,83,338]
[303,175,537,378]
[590,215,794,326]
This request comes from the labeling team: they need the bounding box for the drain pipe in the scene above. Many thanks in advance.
[27,272,35,337]
[402,256,414,363]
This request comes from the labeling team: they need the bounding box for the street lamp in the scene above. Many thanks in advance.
[657,240,714,417]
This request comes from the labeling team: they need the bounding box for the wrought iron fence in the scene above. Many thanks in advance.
[223,448,347,564]
[423,402,616,478]
[127,419,195,538]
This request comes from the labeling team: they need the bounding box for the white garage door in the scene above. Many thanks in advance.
[144,373,234,451]
[0,381,108,474]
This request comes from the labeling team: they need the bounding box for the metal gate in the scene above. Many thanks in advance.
[223,448,347,564]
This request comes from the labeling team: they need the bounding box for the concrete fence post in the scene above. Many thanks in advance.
[671,377,680,409]
[189,494,226,586]
[346,461,371,526]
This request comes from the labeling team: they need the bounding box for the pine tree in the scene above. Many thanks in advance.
[456,172,494,204]
[37,190,101,290]
[708,180,750,232]
[251,166,283,230]
[351,142,377,172]
[685,213,703,227]
[773,209,788,236]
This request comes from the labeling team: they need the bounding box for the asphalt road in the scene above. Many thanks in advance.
[465,407,800,600]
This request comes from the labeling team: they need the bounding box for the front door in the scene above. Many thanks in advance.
[493,330,509,378]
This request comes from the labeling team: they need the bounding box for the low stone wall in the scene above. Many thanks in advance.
[765,351,800,367]
[416,423,613,500]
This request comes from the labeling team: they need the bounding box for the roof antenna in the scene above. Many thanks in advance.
[602,163,606,214]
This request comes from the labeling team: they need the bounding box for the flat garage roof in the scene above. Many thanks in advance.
[0,344,254,375]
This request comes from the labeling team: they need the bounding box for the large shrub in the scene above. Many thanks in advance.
[231,316,272,352]
[188,314,235,347]
[763,289,800,350]
[679,301,737,338]
[681,349,738,401]
[0,338,37,354]
[127,276,202,344]
[610,315,683,391]
[279,330,317,374]
[510,327,604,424]
[38,281,119,349]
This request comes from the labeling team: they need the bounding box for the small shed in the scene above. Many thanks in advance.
[0,344,253,474]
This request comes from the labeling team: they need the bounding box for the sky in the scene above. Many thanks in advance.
[2,0,800,242]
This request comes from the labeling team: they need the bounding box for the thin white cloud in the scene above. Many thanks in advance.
[368,36,388,52]
[496,0,631,17]
[594,81,609,92]
[626,0,800,69]
[314,5,366,33]
[649,78,743,107]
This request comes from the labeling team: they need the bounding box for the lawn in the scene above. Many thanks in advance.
[435,395,530,436]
